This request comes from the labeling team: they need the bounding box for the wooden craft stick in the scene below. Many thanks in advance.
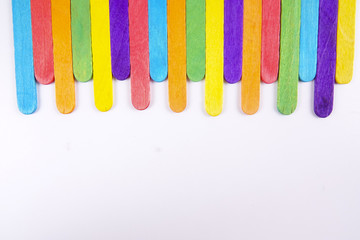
[12,0,37,114]
[314,0,338,118]
[336,0,356,84]
[90,0,113,111]
[241,0,261,115]
[299,0,319,82]
[129,0,150,110]
[51,0,75,114]
[168,0,187,112]
[186,0,205,82]
[148,0,168,82]
[71,0,93,82]
[261,0,280,84]
[277,0,301,115]
[30,0,54,85]
[224,0,243,84]
[205,0,224,116]
[110,0,130,80]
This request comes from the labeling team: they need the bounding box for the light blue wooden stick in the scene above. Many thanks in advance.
[299,0,320,82]
[148,0,168,82]
[12,0,37,114]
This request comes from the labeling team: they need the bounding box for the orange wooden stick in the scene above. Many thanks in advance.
[51,0,75,114]
[241,0,262,115]
[168,0,187,113]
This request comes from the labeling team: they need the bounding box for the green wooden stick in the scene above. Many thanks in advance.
[277,0,301,115]
[186,0,205,82]
[71,0,93,82]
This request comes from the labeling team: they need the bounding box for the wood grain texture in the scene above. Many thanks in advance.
[261,0,280,84]
[224,0,243,84]
[71,0,93,82]
[90,0,113,112]
[12,0,37,114]
[30,0,54,85]
[51,0,75,114]
[241,0,261,115]
[129,0,150,110]
[299,0,319,82]
[277,0,301,115]
[149,0,168,82]
[205,0,224,116]
[314,0,338,118]
[168,0,187,112]
[336,0,356,84]
[110,0,130,80]
[186,0,205,82]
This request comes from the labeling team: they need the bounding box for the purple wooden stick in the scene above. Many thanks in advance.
[224,0,243,84]
[110,0,130,80]
[314,0,338,118]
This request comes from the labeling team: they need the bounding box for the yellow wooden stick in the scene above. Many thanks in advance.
[51,0,75,114]
[336,0,356,84]
[205,0,224,116]
[242,0,262,115]
[90,0,113,111]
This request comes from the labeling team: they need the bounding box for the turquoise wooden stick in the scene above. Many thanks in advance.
[299,0,319,82]
[148,0,168,82]
[12,0,37,114]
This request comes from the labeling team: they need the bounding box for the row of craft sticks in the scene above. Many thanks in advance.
[12,0,356,117]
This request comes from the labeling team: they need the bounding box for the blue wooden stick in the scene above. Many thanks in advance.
[148,0,168,82]
[12,0,37,114]
[299,0,320,82]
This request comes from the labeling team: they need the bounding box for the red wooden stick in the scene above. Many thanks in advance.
[31,0,54,85]
[128,0,150,110]
[261,0,280,84]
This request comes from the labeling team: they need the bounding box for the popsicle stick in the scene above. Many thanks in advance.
[186,0,205,82]
[168,0,187,112]
[241,0,261,115]
[224,0,243,84]
[148,0,168,82]
[129,0,150,110]
[12,0,37,114]
[299,0,319,82]
[51,0,75,114]
[336,0,356,84]
[261,0,280,84]
[277,0,301,115]
[205,0,224,116]
[110,0,130,80]
[71,0,93,82]
[314,0,338,118]
[90,0,113,112]
[30,0,54,85]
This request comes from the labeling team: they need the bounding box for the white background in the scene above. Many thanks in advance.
[1,1,360,240]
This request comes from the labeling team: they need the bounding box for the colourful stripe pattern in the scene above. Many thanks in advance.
[10,2,357,117]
